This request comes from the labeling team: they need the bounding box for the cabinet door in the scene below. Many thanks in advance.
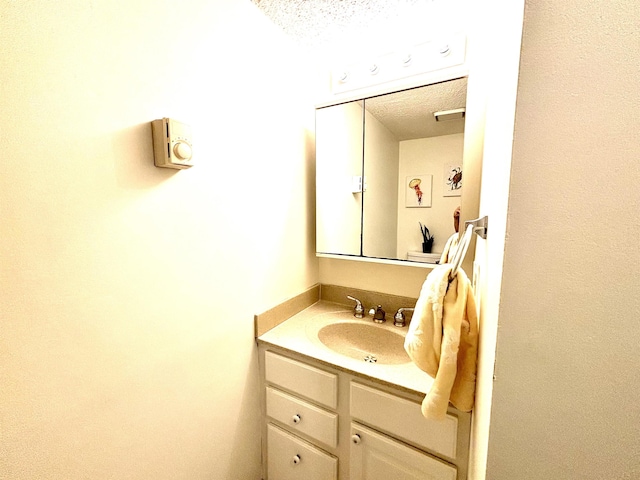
[350,423,457,480]
[316,100,364,256]
[267,424,338,480]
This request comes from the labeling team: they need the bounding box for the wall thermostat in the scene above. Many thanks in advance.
[151,118,193,169]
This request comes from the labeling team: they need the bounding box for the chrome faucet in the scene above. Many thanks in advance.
[346,295,364,318]
[393,307,414,327]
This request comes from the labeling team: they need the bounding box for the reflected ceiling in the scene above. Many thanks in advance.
[366,77,467,140]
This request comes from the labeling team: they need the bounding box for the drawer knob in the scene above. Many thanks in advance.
[351,434,362,445]
[292,414,302,424]
[292,454,301,465]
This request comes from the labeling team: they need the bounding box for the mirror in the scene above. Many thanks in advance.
[316,77,468,264]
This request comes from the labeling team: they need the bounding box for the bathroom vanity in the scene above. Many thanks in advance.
[257,301,471,480]
[271,37,479,480]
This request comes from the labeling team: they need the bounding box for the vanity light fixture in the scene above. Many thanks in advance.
[434,108,466,122]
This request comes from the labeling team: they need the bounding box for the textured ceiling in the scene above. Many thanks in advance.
[250,0,467,57]
[252,0,410,47]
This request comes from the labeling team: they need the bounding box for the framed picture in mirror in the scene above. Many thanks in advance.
[405,175,433,207]
[444,164,463,197]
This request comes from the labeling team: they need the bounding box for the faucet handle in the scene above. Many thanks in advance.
[393,307,415,327]
[347,295,364,318]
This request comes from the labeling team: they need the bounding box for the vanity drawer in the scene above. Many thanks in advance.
[267,423,338,480]
[265,351,338,409]
[266,386,338,448]
[350,382,458,459]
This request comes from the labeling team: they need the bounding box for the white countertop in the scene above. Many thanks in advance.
[257,301,435,396]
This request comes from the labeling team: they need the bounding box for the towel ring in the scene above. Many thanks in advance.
[448,224,473,282]
[447,216,489,281]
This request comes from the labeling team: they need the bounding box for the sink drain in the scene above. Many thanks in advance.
[363,354,378,363]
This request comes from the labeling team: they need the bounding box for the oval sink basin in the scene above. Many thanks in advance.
[317,322,410,365]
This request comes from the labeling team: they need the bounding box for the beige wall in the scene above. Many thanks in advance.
[0,1,318,479]
[486,0,640,478]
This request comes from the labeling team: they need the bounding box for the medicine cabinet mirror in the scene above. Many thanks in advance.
[316,77,469,264]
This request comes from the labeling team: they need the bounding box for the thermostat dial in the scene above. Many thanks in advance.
[173,141,192,161]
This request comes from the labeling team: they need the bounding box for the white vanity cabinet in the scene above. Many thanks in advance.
[259,348,470,480]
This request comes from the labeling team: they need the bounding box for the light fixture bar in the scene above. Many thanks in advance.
[434,108,466,121]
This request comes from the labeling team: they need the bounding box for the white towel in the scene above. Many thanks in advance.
[404,264,478,419]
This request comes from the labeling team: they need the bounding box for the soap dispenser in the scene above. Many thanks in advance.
[372,305,386,324]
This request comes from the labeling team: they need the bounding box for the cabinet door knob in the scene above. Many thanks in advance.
[292,454,301,465]
[292,414,302,424]
[351,434,362,445]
